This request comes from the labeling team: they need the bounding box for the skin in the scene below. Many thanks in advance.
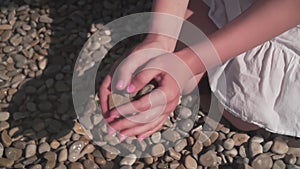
[100,0,300,141]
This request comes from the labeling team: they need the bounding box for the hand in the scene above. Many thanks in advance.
[106,53,198,141]
[99,37,175,117]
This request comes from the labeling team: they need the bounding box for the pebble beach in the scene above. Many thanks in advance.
[1,0,300,168]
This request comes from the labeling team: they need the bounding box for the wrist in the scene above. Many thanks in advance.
[144,34,177,52]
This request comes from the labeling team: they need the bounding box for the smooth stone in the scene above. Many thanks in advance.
[39,15,53,23]
[285,154,297,165]
[223,138,235,150]
[232,133,250,146]
[162,130,181,142]
[263,141,273,152]
[12,54,27,65]
[169,148,181,160]
[12,141,26,149]
[151,143,165,157]
[0,30,12,42]
[151,132,161,143]
[58,148,68,162]
[50,140,60,149]
[5,147,22,160]
[68,141,85,162]
[286,165,300,169]
[13,112,27,120]
[0,122,9,131]
[80,144,95,157]
[272,137,289,154]
[179,119,194,132]
[224,148,238,157]
[1,130,12,147]
[102,145,120,160]
[0,143,3,157]
[120,154,137,166]
[0,158,14,168]
[38,58,47,70]
[23,155,37,166]
[9,34,22,46]
[175,139,187,152]
[239,145,247,158]
[0,112,9,121]
[69,162,83,169]
[83,160,98,169]
[250,136,264,143]
[199,150,218,167]
[38,142,51,154]
[44,151,57,169]
[29,164,42,169]
[73,122,86,135]
[192,140,203,156]
[288,147,300,157]
[249,142,263,157]
[3,46,15,53]
[25,144,37,158]
[175,106,192,119]
[272,154,285,160]
[251,153,273,169]
[185,155,197,169]
[0,24,13,30]
[108,93,131,110]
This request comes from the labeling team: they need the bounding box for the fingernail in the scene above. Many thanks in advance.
[108,126,115,135]
[116,80,124,89]
[127,84,135,93]
[119,134,127,142]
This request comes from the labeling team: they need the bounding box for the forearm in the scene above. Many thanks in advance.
[145,0,190,51]
[177,0,300,75]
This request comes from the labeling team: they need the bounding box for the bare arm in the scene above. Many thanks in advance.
[176,0,300,74]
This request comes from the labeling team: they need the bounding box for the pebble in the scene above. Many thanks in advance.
[73,122,86,135]
[272,137,289,154]
[250,136,264,143]
[83,160,99,169]
[273,160,286,169]
[9,34,22,46]
[0,30,12,42]
[38,142,51,154]
[249,142,263,157]
[3,46,15,53]
[68,141,85,162]
[0,143,3,157]
[1,130,12,147]
[0,158,14,168]
[150,132,161,143]
[263,141,273,152]
[120,154,137,166]
[223,138,235,150]
[162,130,180,142]
[50,139,60,149]
[179,119,194,132]
[39,15,53,23]
[251,153,273,169]
[25,144,37,158]
[69,162,84,169]
[0,112,9,121]
[232,133,250,146]
[288,147,300,157]
[44,151,57,169]
[103,145,120,160]
[151,144,165,157]
[169,148,181,160]
[0,24,13,30]
[199,150,218,167]
[175,139,187,152]
[285,154,297,165]
[175,106,192,119]
[5,147,22,160]
[185,155,197,169]
[0,122,9,131]
[192,140,203,156]
[58,148,68,162]
[29,164,42,169]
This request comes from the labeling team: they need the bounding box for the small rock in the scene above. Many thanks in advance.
[192,140,203,156]
[250,136,264,143]
[58,148,68,162]
[0,24,13,30]
[0,158,14,168]
[287,147,300,157]
[175,106,192,119]
[38,58,47,70]
[185,155,197,169]
[50,139,60,149]
[263,141,273,152]
[272,160,286,169]
[39,15,53,23]
[25,144,37,158]
[38,101,52,111]
[44,151,57,169]
[151,132,161,143]
[169,148,181,160]
[199,150,218,167]
[0,112,9,121]
[162,130,180,142]
[103,145,120,160]
[108,93,131,110]
[29,164,42,169]
[73,122,86,135]
[0,30,12,42]
[249,142,263,157]
[136,84,155,96]
[83,160,98,169]
[239,145,247,158]
[69,162,84,169]
[9,34,22,46]
[80,144,95,157]
[0,122,9,131]
[285,154,297,165]
[232,133,250,146]
[120,154,137,166]
[179,119,194,132]
[38,142,51,154]
[175,139,187,152]
[151,143,165,157]
[1,130,12,147]
[0,143,3,157]
[251,153,273,169]
[5,147,22,160]
[223,138,235,150]
[68,141,85,162]
[224,148,238,157]
[272,137,289,154]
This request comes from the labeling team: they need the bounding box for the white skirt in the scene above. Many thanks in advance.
[203,0,300,137]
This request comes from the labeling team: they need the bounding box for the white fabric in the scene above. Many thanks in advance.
[203,0,300,137]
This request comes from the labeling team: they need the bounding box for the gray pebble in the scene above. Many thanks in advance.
[223,138,235,150]
[162,129,180,142]
[249,142,263,157]
[25,144,37,158]
[199,150,218,167]
[179,119,194,132]
[251,153,273,169]
[5,147,22,160]
[0,143,3,157]
[175,139,187,152]
[9,34,22,46]
[151,132,161,143]
[38,142,51,154]
[120,154,137,166]
[151,143,165,157]
[0,112,9,121]
[0,158,14,168]
[0,30,12,42]
[175,106,192,119]
[272,137,289,154]
[39,15,53,23]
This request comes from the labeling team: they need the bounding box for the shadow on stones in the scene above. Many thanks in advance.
[1,0,151,166]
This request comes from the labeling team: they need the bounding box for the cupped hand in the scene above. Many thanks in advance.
[106,53,199,141]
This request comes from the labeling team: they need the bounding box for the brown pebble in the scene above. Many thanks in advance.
[251,153,273,169]
[272,137,289,154]
[199,150,218,167]
[185,155,197,169]
[1,130,12,147]
[232,133,250,146]
[151,143,165,157]
[69,162,84,169]
[0,158,14,168]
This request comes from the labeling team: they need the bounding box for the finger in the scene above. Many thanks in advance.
[108,99,178,131]
[99,75,111,116]
[119,114,168,139]
[107,87,177,120]
[128,69,160,93]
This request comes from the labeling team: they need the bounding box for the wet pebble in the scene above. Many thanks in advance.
[120,154,137,166]
[68,141,85,162]
[151,143,165,157]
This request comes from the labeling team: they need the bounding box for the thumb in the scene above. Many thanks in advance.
[127,69,160,93]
